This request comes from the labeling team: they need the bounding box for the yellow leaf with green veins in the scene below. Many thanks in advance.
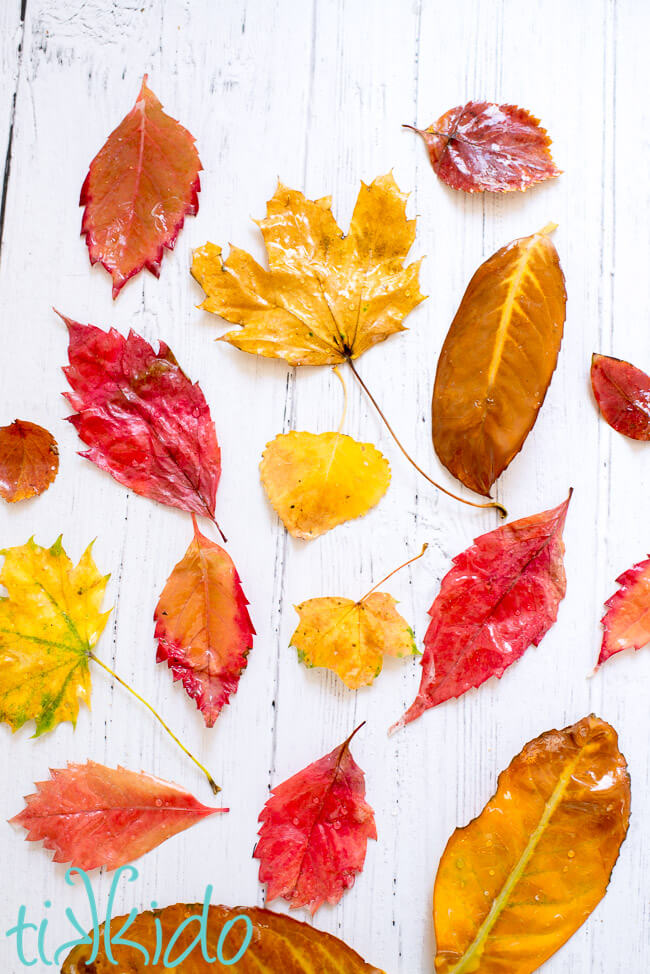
[0,538,110,736]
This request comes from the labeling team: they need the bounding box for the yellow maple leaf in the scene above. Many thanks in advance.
[0,538,111,736]
[291,593,417,689]
[191,172,425,366]
[260,430,390,540]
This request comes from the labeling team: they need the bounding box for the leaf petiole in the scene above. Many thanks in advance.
[359,543,428,604]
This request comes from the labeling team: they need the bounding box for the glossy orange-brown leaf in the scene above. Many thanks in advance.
[0,420,59,502]
[434,715,630,974]
[61,903,385,973]
[433,225,566,496]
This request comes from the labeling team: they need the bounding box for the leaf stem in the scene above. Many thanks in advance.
[346,357,507,518]
[332,365,348,435]
[359,543,428,603]
[89,652,220,795]
[207,512,228,544]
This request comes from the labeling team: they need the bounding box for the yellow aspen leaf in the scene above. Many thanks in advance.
[0,538,110,736]
[191,172,425,366]
[260,430,390,540]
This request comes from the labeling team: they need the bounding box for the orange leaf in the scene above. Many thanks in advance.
[434,715,630,974]
[0,420,58,502]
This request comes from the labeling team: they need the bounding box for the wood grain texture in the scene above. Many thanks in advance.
[0,1,647,972]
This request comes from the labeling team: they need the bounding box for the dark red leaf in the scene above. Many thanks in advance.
[591,353,650,440]
[254,724,376,915]
[407,101,560,193]
[60,313,221,521]
[599,555,650,665]
[0,420,59,502]
[392,492,572,730]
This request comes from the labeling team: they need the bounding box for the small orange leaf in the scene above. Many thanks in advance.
[0,420,59,502]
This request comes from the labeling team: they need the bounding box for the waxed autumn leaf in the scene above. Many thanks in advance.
[81,76,201,297]
[433,225,566,497]
[407,101,560,193]
[392,492,571,731]
[591,353,650,440]
[598,555,650,665]
[61,904,386,974]
[0,538,110,736]
[254,725,376,914]
[260,430,390,539]
[434,715,630,974]
[61,314,222,523]
[11,761,224,871]
[191,172,425,366]
[154,517,255,726]
[0,420,59,502]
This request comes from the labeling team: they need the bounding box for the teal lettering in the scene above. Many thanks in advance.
[217,915,253,966]
[6,905,37,967]
[163,885,215,966]
[104,866,149,965]
[53,869,100,965]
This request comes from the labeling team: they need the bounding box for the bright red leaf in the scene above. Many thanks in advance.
[81,76,201,298]
[392,492,572,731]
[599,556,650,665]
[406,101,560,193]
[155,517,255,726]
[591,353,650,440]
[10,761,225,871]
[0,420,59,502]
[60,313,222,524]
[254,724,376,915]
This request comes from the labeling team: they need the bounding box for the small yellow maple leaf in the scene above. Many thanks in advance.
[0,538,111,736]
[291,594,417,689]
[191,172,425,366]
[260,430,390,540]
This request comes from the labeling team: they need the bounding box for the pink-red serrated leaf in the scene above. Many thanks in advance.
[154,517,254,727]
[254,724,377,915]
[10,761,224,871]
[60,314,221,521]
[81,76,201,297]
[392,492,572,731]
[599,556,650,665]
[407,101,560,193]
[591,353,650,440]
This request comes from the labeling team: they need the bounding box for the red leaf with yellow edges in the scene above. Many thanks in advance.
[599,555,650,665]
[591,353,650,440]
[0,420,59,502]
[81,76,201,297]
[11,761,224,871]
[61,313,222,523]
[392,492,571,731]
[254,724,376,914]
[154,517,254,726]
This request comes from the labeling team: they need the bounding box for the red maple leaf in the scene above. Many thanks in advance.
[591,353,650,440]
[81,76,201,297]
[60,313,222,526]
[155,517,255,727]
[10,762,224,871]
[392,492,572,731]
[599,556,650,665]
[254,724,377,914]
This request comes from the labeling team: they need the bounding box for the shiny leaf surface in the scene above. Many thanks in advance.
[191,172,425,366]
[408,101,560,193]
[81,77,201,298]
[254,725,376,914]
[434,715,630,974]
[433,226,566,496]
[599,555,650,665]
[591,353,650,440]
[0,420,59,502]
[11,761,223,871]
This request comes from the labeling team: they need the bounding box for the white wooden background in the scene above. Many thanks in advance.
[0,0,648,971]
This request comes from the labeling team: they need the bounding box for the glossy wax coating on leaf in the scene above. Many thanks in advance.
[291,594,416,689]
[433,226,566,496]
[393,492,571,730]
[591,353,650,440]
[11,761,224,871]
[81,76,201,297]
[0,538,110,736]
[191,172,425,366]
[260,430,390,539]
[434,715,630,974]
[599,555,650,665]
[409,101,560,193]
[254,725,377,914]
[61,314,221,520]
[154,518,255,726]
[0,420,59,502]
[61,904,386,973]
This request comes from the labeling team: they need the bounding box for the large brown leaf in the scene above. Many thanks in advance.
[433,715,630,974]
[432,226,566,496]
